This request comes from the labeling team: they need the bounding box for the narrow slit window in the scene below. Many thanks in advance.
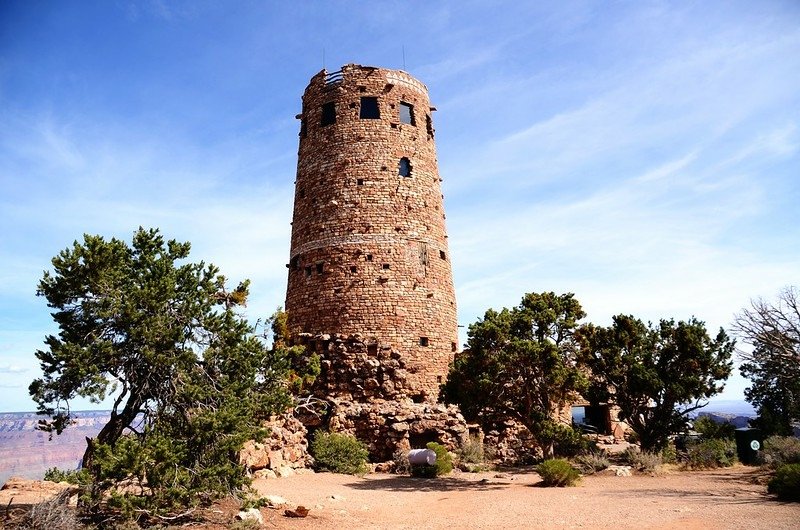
[398,157,412,177]
[439,250,446,260]
[300,119,307,138]
[291,257,300,270]
[304,266,312,278]
[400,102,415,125]
[419,337,429,347]
[360,97,380,119]
[321,102,336,126]
[426,114,434,138]
[451,342,457,352]
[316,262,324,274]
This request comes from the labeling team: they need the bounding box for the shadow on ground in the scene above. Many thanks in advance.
[343,474,512,492]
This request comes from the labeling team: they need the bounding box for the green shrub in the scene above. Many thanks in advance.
[310,431,369,475]
[574,452,610,475]
[693,416,736,440]
[548,424,595,457]
[767,463,800,502]
[43,467,88,484]
[623,447,662,473]
[760,436,800,469]
[427,442,453,476]
[685,438,737,469]
[661,442,677,464]
[537,458,580,487]
[458,435,485,464]
[409,443,453,478]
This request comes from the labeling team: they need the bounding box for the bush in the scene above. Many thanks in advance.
[458,435,484,464]
[760,436,800,469]
[409,443,454,478]
[574,452,610,475]
[310,431,369,475]
[693,416,735,440]
[685,438,737,469]
[43,467,87,484]
[6,490,78,530]
[661,442,677,464]
[548,424,594,457]
[767,463,800,502]
[392,449,411,475]
[623,447,662,473]
[537,458,580,487]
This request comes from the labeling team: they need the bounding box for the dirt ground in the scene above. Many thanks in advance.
[2,465,798,529]
[249,465,799,529]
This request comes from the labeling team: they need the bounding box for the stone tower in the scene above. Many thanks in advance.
[285,64,458,404]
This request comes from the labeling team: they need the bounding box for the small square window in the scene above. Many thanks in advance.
[400,102,415,125]
[360,97,380,119]
[382,263,390,270]
[366,254,373,261]
[321,102,336,126]
[316,263,324,274]
[419,337,429,347]
[439,250,446,260]
[350,266,357,273]
[357,178,364,186]
[304,266,312,278]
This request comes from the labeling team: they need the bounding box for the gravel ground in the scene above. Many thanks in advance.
[251,465,800,529]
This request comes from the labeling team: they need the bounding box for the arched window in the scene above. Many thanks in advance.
[398,157,412,177]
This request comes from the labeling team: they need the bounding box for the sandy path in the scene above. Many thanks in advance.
[252,466,800,529]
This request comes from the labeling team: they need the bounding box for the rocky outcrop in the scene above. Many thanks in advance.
[240,414,312,476]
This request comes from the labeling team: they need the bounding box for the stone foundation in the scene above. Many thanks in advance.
[314,399,469,463]
[240,414,312,476]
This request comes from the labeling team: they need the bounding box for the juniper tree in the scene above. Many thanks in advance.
[442,292,588,458]
[30,228,291,515]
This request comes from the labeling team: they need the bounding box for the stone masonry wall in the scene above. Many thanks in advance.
[285,64,458,402]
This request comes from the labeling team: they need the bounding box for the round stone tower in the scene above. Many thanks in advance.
[285,64,458,404]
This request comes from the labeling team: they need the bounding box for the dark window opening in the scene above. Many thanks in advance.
[409,429,439,448]
[358,85,367,92]
[300,119,307,138]
[400,102,415,125]
[419,337,429,347]
[316,263,324,274]
[349,102,357,108]
[291,257,299,270]
[299,189,305,198]
[437,375,443,384]
[366,254,373,261]
[350,265,357,273]
[426,114,434,138]
[398,157,412,177]
[367,343,378,356]
[357,178,364,186]
[360,97,380,119]
[304,266,312,278]
[390,123,397,129]
[439,250,446,260]
[321,102,336,126]
[382,263,390,270]
[451,342,457,352]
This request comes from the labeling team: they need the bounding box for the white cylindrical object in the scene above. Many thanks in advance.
[407,448,437,466]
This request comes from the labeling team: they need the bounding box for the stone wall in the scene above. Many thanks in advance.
[324,399,469,463]
[285,64,458,402]
[240,414,312,478]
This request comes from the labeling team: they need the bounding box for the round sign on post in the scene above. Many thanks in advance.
[750,440,761,451]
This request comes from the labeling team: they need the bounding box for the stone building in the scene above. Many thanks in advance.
[286,64,458,404]
[283,64,467,460]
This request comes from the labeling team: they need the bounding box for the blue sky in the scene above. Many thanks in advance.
[1,1,798,413]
